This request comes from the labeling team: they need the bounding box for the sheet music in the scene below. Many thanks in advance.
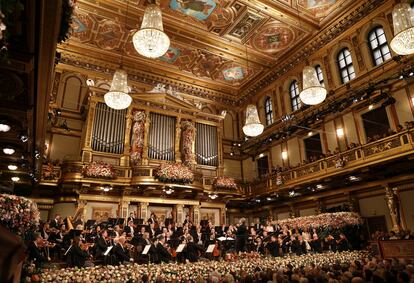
[176,244,186,253]
[218,236,234,241]
[206,244,215,253]
[142,244,151,255]
[64,245,72,256]
[103,246,113,256]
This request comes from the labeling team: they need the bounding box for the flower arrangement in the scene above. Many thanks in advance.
[181,121,196,165]
[0,194,40,235]
[275,212,362,231]
[130,111,146,165]
[213,176,237,190]
[82,161,115,179]
[37,250,371,282]
[154,162,194,184]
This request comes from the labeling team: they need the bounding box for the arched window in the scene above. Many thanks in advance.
[315,64,324,87]
[337,48,355,83]
[264,97,273,126]
[289,80,301,111]
[368,26,391,66]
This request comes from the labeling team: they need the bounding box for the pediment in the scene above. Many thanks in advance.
[134,92,200,112]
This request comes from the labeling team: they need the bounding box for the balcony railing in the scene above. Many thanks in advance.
[243,129,414,197]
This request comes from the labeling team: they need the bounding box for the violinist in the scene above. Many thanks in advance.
[124,220,135,237]
[50,214,61,229]
[155,235,172,263]
[127,212,135,223]
[149,222,160,238]
[113,236,134,265]
[28,233,50,267]
[95,230,110,259]
[40,222,51,241]
[266,235,279,257]
[337,233,349,252]
[69,237,92,268]
[147,212,157,226]
[184,235,204,262]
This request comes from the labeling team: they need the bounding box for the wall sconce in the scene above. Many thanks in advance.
[281,151,288,160]
[336,128,344,138]
[259,153,265,158]
[411,96,414,106]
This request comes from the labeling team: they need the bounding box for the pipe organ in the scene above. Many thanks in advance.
[91,102,127,154]
[148,113,176,161]
[195,123,218,166]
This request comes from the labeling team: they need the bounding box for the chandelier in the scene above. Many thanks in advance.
[299,66,327,105]
[390,3,414,55]
[243,104,264,137]
[133,4,170,58]
[104,69,132,110]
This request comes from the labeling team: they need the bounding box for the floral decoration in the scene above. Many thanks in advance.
[36,250,371,282]
[275,212,363,231]
[130,111,146,165]
[0,194,40,235]
[181,121,196,165]
[42,163,57,180]
[82,161,115,179]
[154,162,194,184]
[213,176,237,190]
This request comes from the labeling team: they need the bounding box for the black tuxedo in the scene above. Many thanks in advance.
[28,242,47,267]
[185,242,203,262]
[266,241,279,257]
[155,242,171,263]
[112,243,130,265]
[69,245,88,268]
[50,219,60,229]
[236,224,248,252]
[124,225,135,236]
[95,236,110,257]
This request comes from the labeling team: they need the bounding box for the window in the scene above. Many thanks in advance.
[315,65,324,87]
[289,80,301,111]
[264,97,273,126]
[368,26,392,66]
[337,48,355,83]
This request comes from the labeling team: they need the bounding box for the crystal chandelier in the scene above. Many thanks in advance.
[390,3,414,55]
[133,4,170,58]
[299,66,327,105]
[104,69,132,110]
[243,104,264,137]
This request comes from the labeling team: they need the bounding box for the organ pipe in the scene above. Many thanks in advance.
[148,113,175,161]
[195,123,218,166]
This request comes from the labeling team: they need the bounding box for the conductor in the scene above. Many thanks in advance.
[235,218,247,252]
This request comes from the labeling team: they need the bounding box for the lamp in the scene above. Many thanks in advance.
[104,69,132,110]
[390,3,414,55]
[281,151,288,160]
[243,104,264,137]
[133,4,170,58]
[299,66,327,105]
[104,2,133,110]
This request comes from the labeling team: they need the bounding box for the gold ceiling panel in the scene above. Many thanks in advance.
[59,0,354,103]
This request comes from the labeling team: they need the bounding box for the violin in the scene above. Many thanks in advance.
[38,239,56,248]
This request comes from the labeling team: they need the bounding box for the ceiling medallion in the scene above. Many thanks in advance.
[243,104,263,137]
[132,4,170,58]
[299,66,327,105]
[390,3,414,55]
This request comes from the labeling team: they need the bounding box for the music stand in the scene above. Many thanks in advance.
[176,244,186,253]
[133,218,144,225]
[206,244,215,253]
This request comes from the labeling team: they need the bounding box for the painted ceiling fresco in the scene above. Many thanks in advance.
[63,0,345,94]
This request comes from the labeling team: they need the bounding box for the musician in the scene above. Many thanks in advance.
[325,234,337,252]
[113,225,122,238]
[69,237,91,268]
[40,222,51,241]
[154,235,172,263]
[95,230,110,258]
[235,218,247,252]
[149,222,160,238]
[337,233,349,252]
[185,235,204,262]
[124,220,135,237]
[28,233,50,267]
[253,219,261,232]
[254,237,264,254]
[127,212,135,223]
[50,214,61,229]
[147,212,157,225]
[266,235,279,257]
[112,236,133,265]
[310,233,322,253]
[183,214,191,225]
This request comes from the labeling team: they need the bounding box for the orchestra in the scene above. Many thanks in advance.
[27,213,350,268]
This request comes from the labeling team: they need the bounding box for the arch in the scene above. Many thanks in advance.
[329,41,357,87]
[223,111,235,140]
[60,73,87,112]
[336,47,356,84]
[201,106,214,114]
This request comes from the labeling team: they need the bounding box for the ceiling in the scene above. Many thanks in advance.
[58,0,355,102]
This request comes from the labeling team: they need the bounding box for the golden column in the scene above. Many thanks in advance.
[119,199,130,219]
[384,186,403,233]
[139,202,149,222]
[142,110,151,165]
[193,205,200,226]
[81,97,97,162]
[217,124,224,175]
[121,107,133,166]
[175,204,184,225]
[175,117,182,163]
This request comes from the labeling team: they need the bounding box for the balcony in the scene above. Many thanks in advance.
[243,129,414,197]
